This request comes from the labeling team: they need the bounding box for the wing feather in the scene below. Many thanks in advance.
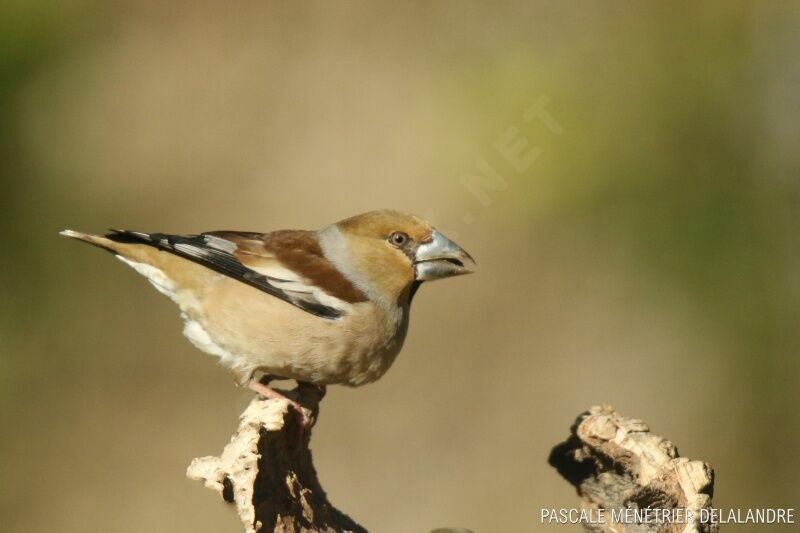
[106,229,365,319]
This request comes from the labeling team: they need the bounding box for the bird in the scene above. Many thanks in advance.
[61,210,474,423]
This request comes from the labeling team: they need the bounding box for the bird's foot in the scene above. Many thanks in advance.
[248,380,313,437]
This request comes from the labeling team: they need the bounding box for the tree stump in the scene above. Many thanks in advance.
[187,384,365,533]
[549,405,717,533]
[187,398,716,532]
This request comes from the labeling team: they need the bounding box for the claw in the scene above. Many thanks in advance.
[248,380,313,439]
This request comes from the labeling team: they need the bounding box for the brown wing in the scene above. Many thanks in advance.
[105,229,366,319]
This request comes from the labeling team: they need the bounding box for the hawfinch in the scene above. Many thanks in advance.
[61,210,474,417]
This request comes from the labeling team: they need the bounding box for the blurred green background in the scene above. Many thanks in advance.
[1,1,798,532]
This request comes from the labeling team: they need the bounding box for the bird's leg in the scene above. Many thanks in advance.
[248,375,312,431]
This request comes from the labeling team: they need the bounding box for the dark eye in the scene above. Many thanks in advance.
[389,231,409,247]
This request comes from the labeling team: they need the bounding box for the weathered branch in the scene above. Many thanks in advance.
[549,405,716,533]
[187,383,366,533]
[187,397,716,532]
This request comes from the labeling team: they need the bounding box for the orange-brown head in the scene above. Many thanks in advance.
[319,210,474,305]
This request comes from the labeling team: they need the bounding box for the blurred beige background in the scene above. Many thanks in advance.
[1,1,799,532]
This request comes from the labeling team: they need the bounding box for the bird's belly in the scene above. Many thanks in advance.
[275,319,407,387]
[188,280,408,386]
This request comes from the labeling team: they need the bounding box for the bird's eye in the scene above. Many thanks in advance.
[389,231,409,247]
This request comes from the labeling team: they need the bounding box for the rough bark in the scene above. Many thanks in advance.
[549,405,716,533]
[188,397,715,533]
[187,383,366,533]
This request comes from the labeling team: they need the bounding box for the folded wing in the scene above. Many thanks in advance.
[106,229,367,319]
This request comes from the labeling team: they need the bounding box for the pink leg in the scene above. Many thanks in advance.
[248,380,311,429]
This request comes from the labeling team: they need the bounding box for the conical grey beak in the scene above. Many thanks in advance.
[414,229,475,281]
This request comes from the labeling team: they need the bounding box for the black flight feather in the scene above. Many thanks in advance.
[105,229,343,320]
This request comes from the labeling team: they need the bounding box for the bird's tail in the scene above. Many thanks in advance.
[59,229,156,261]
[60,228,215,297]
[59,229,117,250]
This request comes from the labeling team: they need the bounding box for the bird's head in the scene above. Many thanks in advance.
[320,210,474,305]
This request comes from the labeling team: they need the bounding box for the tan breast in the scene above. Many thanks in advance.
[194,278,409,386]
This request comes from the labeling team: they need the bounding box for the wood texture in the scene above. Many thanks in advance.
[549,405,717,533]
[187,384,365,533]
[188,398,716,532]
